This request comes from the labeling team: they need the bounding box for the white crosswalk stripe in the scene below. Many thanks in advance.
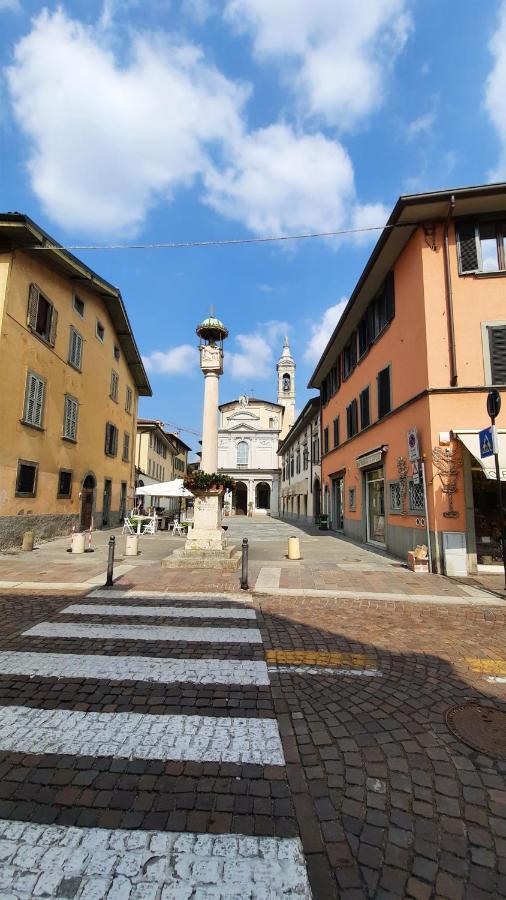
[61,603,257,619]
[0,651,270,685]
[24,622,263,643]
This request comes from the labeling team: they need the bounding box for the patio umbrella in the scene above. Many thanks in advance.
[135,479,193,498]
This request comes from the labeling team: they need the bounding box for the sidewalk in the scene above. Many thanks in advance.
[0,517,504,609]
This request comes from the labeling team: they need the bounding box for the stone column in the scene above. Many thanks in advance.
[200,372,219,474]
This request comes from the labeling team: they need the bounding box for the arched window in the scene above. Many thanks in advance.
[237,441,249,466]
[282,373,291,392]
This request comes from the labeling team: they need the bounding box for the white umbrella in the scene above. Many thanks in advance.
[135,478,193,498]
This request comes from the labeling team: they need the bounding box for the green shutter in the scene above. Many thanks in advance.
[489,326,506,384]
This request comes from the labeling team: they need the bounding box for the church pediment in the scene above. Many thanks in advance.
[225,423,258,432]
[227,410,260,421]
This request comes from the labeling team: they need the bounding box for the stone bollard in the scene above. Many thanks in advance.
[22,531,34,552]
[288,536,301,560]
[71,532,85,554]
[125,534,139,557]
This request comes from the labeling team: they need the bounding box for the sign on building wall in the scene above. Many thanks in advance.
[479,426,495,459]
[407,428,420,461]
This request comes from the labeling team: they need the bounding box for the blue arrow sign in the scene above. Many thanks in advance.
[479,426,495,459]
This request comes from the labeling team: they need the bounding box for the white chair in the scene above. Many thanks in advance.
[122,517,135,534]
[142,518,157,535]
[172,519,185,537]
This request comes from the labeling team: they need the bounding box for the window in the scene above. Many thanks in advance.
[360,387,370,429]
[296,449,301,474]
[105,422,118,457]
[269,417,275,428]
[342,335,357,379]
[16,460,38,497]
[27,284,57,346]
[68,327,83,370]
[409,480,425,512]
[348,487,356,511]
[377,366,391,418]
[63,395,78,441]
[303,444,309,470]
[22,372,46,428]
[125,386,133,413]
[110,370,119,402]
[113,344,120,361]
[488,326,506,384]
[323,427,329,454]
[57,470,72,498]
[237,441,248,466]
[96,320,105,342]
[333,417,340,448]
[73,294,85,317]
[346,399,358,439]
[457,220,506,274]
[312,434,320,463]
[390,482,402,512]
[358,318,369,358]
[290,453,294,476]
[123,432,130,461]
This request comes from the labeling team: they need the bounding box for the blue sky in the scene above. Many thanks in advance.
[1,0,506,456]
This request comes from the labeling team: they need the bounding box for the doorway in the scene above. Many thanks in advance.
[331,476,344,531]
[256,482,271,510]
[234,481,248,515]
[103,479,112,526]
[313,477,321,521]
[366,467,385,546]
[80,474,96,531]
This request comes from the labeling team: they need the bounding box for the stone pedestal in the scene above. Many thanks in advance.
[162,490,239,570]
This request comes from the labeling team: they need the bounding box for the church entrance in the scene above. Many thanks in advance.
[256,482,271,511]
[234,481,248,515]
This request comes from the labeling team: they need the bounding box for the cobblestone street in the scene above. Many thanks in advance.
[0,582,503,898]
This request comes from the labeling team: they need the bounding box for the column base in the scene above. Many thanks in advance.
[161,489,239,570]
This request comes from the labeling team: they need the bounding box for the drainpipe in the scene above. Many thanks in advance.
[443,195,458,387]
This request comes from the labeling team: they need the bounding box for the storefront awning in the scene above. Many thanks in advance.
[356,445,388,469]
[455,430,506,480]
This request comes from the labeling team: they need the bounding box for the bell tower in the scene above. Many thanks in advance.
[277,336,296,438]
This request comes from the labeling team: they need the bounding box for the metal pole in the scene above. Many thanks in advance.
[240,538,249,590]
[420,460,432,574]
[491,419,506,589]
[105,535,115,587]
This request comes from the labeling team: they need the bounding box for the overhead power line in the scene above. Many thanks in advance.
[27,220,412,253]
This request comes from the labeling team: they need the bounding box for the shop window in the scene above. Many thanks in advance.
[348,487,356,511]
[390,482,402,512]
[346,400,358,439]
[333,417,340,448]
[360,387,370,429]
[408,481,425,512]
[16,460,38,497]
[57,470,72,498]
[377,366,391,419]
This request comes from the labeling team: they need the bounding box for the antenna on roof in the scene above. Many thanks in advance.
[209,303,215,316]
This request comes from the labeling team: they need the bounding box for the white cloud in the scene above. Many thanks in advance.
[182,0,215,23]
[485,1,506,179]
[304,300,347,363]
[224,0,411,130]
[204,122,377,236]
[228,320,289,380]
[142,344,198,374]
[0,0,20,9]
[6,8,247,236]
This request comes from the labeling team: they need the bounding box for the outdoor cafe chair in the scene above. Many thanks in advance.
[142,518,157,535]
[122,517,136,535]
[172,519,185,537]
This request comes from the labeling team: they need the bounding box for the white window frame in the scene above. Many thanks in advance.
[236,441,249,467]
[63,394,79,442]
[22,371,46,429]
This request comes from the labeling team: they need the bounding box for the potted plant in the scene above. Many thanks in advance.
[184,472,236,494]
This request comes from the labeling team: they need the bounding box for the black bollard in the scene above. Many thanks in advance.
[105,535,115,587]
[240,537,249,590]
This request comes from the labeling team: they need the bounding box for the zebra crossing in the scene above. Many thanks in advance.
[0,591,312,898]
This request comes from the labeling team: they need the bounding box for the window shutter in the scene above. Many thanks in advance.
[24,374,37,423]
[48,306,58,346]
[489,326,506,384]
[457,222,479,273]
[27,284,39,329]
[112,426,118,456]
[384,272,395,322]
[34,378,45,426]
[105,423,110,454]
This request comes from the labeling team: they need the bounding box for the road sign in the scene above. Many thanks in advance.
[407,427,419,461]
[479,426,495,459]
[412,461,420,484]
[487,389,501,420]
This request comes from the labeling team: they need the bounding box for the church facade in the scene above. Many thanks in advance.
[218,339,296,516]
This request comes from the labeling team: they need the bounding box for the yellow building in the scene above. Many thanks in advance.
[135,420,191,512]
[0,213,151,549]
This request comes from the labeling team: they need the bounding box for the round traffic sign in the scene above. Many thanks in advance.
[487,390,501,420]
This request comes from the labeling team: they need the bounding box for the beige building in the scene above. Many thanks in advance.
[135,420,191,512]
[279,397,321,524]
[0,213,151,549]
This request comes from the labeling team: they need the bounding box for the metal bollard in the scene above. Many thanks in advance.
[105,535,115,587]
[240,538,249,590]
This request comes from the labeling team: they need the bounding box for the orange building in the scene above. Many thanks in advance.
[309,184,506,576]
